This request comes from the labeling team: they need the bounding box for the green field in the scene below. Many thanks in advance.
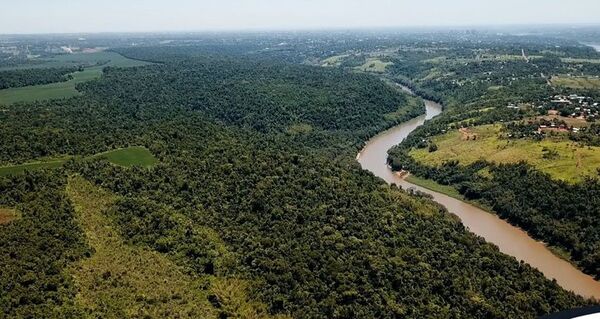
[410,124,600,183]
[0,67,103,104]
[0,51,151,71]
[0,160,67,177]
[405,174,463,199]
[0,52,151,104]
[355,58,393,73]
[561,58,600,64]
[65,176,218,318]
[0,146,158,176]
[551,75,600,89]
[93,146,158,167]
[425,55,542,64]
[321,54,349,67]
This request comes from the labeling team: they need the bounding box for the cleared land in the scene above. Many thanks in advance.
[0,51,150,71]
[551,75,600,89]
[66,176,288,318]
[95,146,158,167]
[0,52,151,104]
[0,67,102,104]
[410,124,600,183]
[321,54,349,67]
[355,58,393,73]
[0,160,67,177]
[404,174,462,200]
[0,208,18,225]
[66,176,217,318]
[561,58,600,64]
[425,55,542,64]
[0,146,158,176]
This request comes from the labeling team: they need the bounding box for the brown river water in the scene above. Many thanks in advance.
[357,92,600,299]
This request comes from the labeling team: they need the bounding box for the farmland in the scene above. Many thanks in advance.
[551,75,600,89]
[0,67,102,104]
[0,52,151,104]
[0,51,151,71]
[0,159,67,177]
[409,124,600,183]
[355,58,393,72]
[0,146,157,176]
[95,146,158,168]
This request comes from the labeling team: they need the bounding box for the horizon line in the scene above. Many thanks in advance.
[2,22,600,37]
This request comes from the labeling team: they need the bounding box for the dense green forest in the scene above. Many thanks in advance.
[0,67,79,89]
[0,37,597,318]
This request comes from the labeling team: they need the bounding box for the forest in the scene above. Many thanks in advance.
[1,36,598,318]
[385,38,600,280]
[0,66,80,89]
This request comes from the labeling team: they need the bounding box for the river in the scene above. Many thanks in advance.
[357,91,600,299]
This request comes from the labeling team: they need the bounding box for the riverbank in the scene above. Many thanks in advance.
[358,88,600,299]
[404,172,581,267]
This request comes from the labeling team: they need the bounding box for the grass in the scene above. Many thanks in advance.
[405,175,463,200]
[410,124,600,183]
[528,115,591,128]
[0,67,103,104]
[94,146,158,168]
[561,58,600,64]
[0,146,158,177]
[425,55,542,64]
[321,54,349,67]
[0,51,151,71]
[66,176,217,318]
[66,176,289,318]
[551,75,600,89]
[383,95,423,122]
[0,52,151,105]
[0,160,67,177]
[355,58,393,73]
[0,208,18,225]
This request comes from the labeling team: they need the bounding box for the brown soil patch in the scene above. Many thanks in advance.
[0,208,17,225]
[459,128,479,141]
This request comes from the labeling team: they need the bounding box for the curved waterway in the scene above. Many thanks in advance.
[357,91,600,299]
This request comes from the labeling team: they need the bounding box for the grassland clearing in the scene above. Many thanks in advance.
[0,208,18,225]
[0,67,103,104]
[66,176,217,318]
[66,176,289,318]
[0,146,158,177]
[404,174,463,200]
[410,124,600,183]
[321,54,349,67]
[424,54,542,64]
[0,159,67,177]
[0,51,151,71]
[355,58,393,73]
[93,146,158,167]
[384,95,423,122]
[528,115,591,128]
[561,58,600,64]
[0,52,151,104]
[551,75,600,89]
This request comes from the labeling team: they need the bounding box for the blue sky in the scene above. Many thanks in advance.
[2,0,600,34]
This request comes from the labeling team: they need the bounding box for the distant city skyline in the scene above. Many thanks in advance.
[2,0,600,34]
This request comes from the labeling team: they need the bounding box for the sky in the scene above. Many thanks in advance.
[2,0,600,34]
